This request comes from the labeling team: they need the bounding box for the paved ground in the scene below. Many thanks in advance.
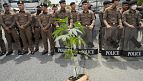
[1,30,143,81]
[1,48,143,81]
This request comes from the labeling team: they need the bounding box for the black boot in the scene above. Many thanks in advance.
[30,51,35,55]
[6,51,13,56]
[50,51,54,56]
[34,48,39,52]
[17,50,22,55]
[22,50,29,55]
[0,51,6,56]
[42,51,48,55]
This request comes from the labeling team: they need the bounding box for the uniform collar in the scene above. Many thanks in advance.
[71,9,76,12]
[129,9,136,13]
[83,10,89,13]
[4,11,11,14]
[43,11,48,14]
[60,8,66,12]
[19,10,25,13]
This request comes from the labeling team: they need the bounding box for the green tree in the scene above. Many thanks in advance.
[137,0,143,6]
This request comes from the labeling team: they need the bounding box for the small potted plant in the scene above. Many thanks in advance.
[53,17,91,81]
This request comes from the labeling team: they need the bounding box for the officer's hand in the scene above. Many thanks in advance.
[20,25,25,29]
[5,27,10,31]
[89,25,93,30]
[106,25,112,29]
[43,27,48,31]
[129,25,135,28]
[32,28,35,33]
[118,25,123,29]
[42,28,45,31]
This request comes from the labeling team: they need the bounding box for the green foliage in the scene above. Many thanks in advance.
[52,17,87,59]
[137,0,143,6]
[53,17,91,76]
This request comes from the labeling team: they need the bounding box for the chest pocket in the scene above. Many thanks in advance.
[3,15,13,21]
[58,12,68,19]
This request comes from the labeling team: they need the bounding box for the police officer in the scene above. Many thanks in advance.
[122,0,142,50]
[55,0,73,47]
[39,3,53,55]
[120,1,129,14]
[70,2,78,24]
[0,15,6,56]
[50,4,58,55]
[118,1,129,50]
[31,6,42,53]
[99,1,112,51]
[78,1,95,48]
[52,4,58,16]
[103,0,123,50]
[1,3,22,55]
[15,1,34,54]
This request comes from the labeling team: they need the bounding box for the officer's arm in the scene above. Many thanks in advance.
[38,15,43,28]
[118,12,123,27]
[1,15,7,29]
[103,9,110,27]
[54,11,59,27]
[99,11,104,26]
[122,12,131,27]
[31,15,35,28]
[90,11,96,26]
[45,15,52,29]
[9,14,16,28]
[15,14,21,28]
[138,13,142,26]
[23,13,32,28]
[69,12,73,28]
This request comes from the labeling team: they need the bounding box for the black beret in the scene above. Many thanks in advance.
[17,1,24,4]
[122,1,129,5]
[40,3,48,7]
[103,1,111,5]
[70,2,75,6]
[36,6,41,8]
[82,0,88,4]
[3,3,9,7]
[59,0,66,4]
[129,0,137,5]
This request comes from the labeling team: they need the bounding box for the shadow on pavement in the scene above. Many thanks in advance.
[102,56,143,70]
[0,54,18,64]
[14,54,32,64]
[55,53,72,67]
[30,52,53,64]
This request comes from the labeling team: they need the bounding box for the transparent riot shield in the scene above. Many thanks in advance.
[121,27,143,57]
[100,26,122,57]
